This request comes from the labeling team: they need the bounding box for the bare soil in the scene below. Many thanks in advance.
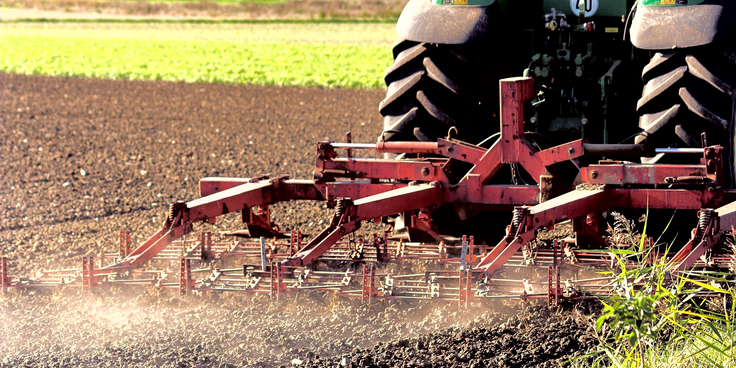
[0,73,596,367]
[0,72,384,274]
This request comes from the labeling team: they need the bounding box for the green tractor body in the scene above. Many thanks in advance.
[388,0,638,150]
[381,0,736,241]
[631,0,736,49]
[386,0,735,159]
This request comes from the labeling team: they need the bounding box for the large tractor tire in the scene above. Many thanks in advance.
[378,39,517,146]
[635,42,736,187]
[377,38,521,243]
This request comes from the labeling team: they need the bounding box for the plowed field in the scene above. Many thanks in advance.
[1,72,384,273]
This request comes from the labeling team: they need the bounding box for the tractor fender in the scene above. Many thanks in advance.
[630,1,736,49]
[396,0,499,45]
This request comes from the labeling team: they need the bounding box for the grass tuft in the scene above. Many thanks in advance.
[578,212,736,368]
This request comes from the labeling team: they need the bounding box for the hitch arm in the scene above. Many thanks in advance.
[100,180,281,272]
[282,183,444,267]
[474,189,611,275]
[668,201,736,272]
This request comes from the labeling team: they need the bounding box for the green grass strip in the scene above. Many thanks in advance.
[0,18,399,24]
[0,32,393,89]
[0,22,398,45]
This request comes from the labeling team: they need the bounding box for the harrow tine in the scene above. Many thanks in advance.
[179,257,192,296]
[476,235,529,274]
[82,256,95,292]
[1,257,9,294]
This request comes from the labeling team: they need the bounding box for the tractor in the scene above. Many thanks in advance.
[380,0,736,242]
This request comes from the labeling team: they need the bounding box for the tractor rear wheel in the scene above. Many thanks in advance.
[636,41,736,187]
[378,39,518,146]
[378,38,522,243]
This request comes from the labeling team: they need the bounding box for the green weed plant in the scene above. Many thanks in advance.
[583,212,736,368]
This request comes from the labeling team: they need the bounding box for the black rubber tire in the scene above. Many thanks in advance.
[636,42,736,187]
[378,38,523,244]
[378,39,519,146]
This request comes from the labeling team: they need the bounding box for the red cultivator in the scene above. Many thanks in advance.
[3,78,736,305]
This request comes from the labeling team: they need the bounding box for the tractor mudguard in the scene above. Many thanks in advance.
[395,0,500,45]
[630,0,736,49]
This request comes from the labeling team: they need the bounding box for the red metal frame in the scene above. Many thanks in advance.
[80,76,735,285]
[7,77,736,306]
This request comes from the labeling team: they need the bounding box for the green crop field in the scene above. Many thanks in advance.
[0,22,397,89]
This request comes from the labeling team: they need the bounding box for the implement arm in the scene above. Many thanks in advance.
[98,179,317,273]
[282,183,443,267]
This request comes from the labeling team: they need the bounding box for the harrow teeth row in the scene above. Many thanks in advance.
[0,231,650,305]
[5,225,734,306]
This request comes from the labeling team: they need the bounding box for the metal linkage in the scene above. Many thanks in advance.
[668,202,736,272]
[123,77,728,280]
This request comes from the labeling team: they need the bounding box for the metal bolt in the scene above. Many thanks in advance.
[568,147,574,154]
[590,170,598,179]
[530,117,538,124]
[581,118,588,125]
[421,167,430,177]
